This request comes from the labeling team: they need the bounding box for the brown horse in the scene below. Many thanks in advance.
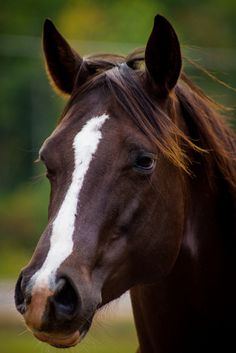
[15,15,236,353]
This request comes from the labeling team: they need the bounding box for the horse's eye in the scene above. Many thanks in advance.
[134,153,156,174]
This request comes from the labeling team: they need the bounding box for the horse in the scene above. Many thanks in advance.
[15,14,236,353]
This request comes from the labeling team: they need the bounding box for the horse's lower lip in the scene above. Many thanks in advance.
[33,330,81,347]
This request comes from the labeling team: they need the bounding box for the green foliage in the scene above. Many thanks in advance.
[0,248,30,278]
[0,178,49,250]
[57,0,163,43]
[1,0,66,35]
[0,177,50,277]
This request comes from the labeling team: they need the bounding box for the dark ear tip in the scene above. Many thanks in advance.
[154,14,172,28]
[43,18,56,32]
[154,14,165,21]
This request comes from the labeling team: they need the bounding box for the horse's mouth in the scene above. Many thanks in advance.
[33,330,82,348]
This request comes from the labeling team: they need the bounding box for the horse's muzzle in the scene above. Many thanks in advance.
[33,330,81,348]
[14,271,91,346]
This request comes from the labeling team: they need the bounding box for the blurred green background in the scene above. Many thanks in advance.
[0,0,236,352]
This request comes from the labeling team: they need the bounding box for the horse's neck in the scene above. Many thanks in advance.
[131,177,236,353]
[183,174,235,261]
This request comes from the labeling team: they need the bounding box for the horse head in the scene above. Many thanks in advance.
[15,15,187,348]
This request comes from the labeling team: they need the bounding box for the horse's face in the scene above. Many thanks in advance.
[15,15,185,347]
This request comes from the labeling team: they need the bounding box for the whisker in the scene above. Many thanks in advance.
[32,172,46,178]
[34,157,41,164]
[18,329,29,336]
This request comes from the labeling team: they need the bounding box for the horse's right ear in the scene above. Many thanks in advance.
[145,15,182,97]
[43,19,83,95]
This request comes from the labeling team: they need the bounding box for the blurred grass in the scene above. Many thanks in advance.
[1,320,137,353]
[0,247,30,278]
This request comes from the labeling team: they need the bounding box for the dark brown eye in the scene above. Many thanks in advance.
[134,153,156,174]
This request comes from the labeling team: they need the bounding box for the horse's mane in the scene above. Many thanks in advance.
[65,50,236,190]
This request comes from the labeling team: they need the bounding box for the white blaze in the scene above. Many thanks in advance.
[32,114,109,289]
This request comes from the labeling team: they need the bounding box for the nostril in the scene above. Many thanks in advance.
[15,273,27,315]
[53,276,79,319]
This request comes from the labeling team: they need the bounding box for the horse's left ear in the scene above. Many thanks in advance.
[43,19,83,95]
[145,15,182,97]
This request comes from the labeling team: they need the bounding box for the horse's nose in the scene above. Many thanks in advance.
[15,272,29,315]
[15,272,80,330]
[51,276,80,320]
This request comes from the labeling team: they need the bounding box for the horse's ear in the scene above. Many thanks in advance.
[43,19,82,95]
[145,15,182,97]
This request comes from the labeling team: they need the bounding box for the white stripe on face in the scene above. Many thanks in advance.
[31,114,110,289]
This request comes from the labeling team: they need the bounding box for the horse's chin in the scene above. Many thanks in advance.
[33,330,83,348]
